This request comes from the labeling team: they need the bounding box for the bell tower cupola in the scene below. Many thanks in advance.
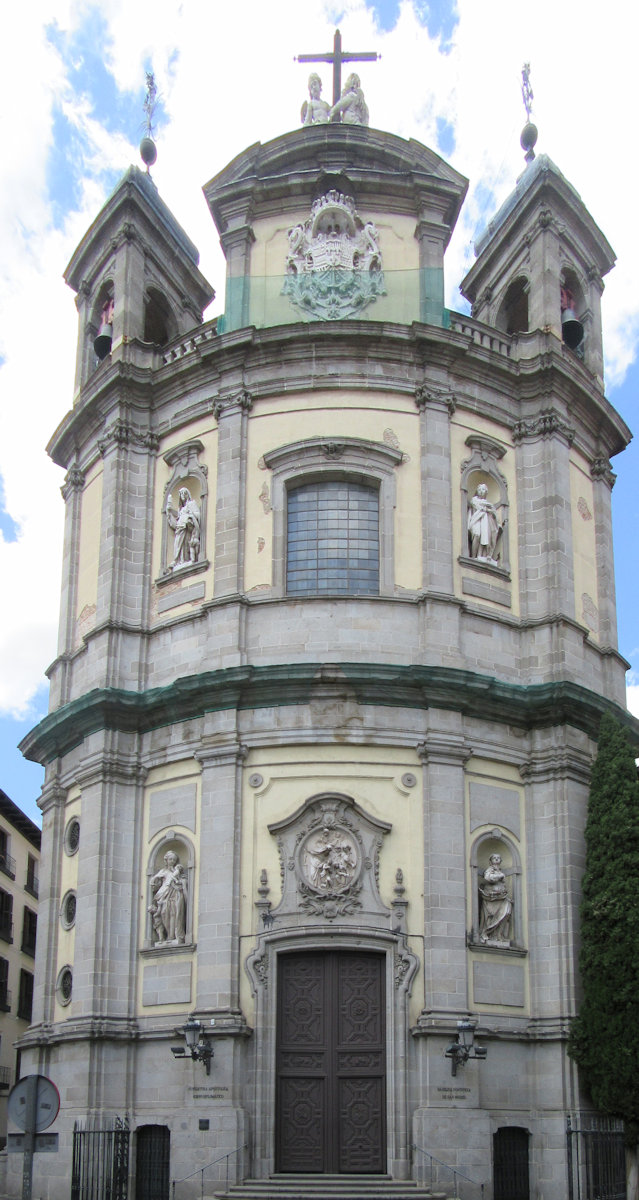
[460,66,615,388]
[64,106,214,399]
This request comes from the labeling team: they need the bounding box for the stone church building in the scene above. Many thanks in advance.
[13,64,635,1200]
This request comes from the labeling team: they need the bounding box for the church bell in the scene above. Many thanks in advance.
[561,308,584,350]
[93,319,113,360]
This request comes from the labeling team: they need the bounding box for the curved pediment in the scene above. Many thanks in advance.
[204,125,468,236]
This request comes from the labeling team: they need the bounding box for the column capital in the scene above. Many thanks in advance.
[196,742,249,769]
[416,734,472,766]
[415,384,455,416]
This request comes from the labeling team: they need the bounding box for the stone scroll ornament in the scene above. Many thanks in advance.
[282,190,385,321]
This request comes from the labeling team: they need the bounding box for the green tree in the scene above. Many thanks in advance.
[569,711,639,1191]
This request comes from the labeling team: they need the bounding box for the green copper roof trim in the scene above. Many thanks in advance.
[20,662,639,765]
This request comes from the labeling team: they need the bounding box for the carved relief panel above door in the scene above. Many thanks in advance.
[268,794,391,926]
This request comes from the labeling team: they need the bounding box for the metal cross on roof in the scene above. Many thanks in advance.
[296,29,379,108]
[521,63,534,122]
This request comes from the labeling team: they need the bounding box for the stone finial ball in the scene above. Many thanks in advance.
[140,136,158,167]
[520,122,538,154]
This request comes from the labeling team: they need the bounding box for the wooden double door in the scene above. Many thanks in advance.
[276,950,386,1174]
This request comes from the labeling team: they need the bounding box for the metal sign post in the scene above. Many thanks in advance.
[7,1075,60,1200]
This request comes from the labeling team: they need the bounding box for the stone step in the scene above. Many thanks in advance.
[211,1177,452,1200]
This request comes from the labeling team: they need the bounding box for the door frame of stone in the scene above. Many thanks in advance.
[246,926,418,1180]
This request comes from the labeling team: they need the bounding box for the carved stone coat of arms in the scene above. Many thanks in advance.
[282,190,385,321]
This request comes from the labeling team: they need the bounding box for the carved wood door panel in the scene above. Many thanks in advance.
[276,950,386,1174]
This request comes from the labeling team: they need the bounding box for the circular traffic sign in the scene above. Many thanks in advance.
[8,1075,60,1132]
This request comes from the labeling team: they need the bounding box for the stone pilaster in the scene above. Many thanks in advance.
[415,386,456,596]
[53,464,86,706]
[213,392,252,599]
[416,728,471,1020]
[590,456,618,651]
[220,226,255,332]
[513,408,576,622]
[414,219,447,326]
[95,413,158,686]
[520,736,592,1031]
[582,267,605,385]
[31,779,67,1029]
[71,746,145,1031]
[195,740,247,1012]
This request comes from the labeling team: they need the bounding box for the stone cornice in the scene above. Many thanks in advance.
[20,662,639,766]
[48,319,631,471]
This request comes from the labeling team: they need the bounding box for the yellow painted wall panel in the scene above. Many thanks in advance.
[244,394,422,591]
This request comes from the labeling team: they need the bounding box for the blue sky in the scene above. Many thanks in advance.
[1,0,637,825]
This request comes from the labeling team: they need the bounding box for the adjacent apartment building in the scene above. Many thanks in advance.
[0,789,40,1147]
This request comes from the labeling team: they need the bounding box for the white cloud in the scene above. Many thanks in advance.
[1,0,638,721]
[627,673,639,721]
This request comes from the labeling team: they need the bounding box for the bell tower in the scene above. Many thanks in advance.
[461,71,614,388]
[64,164,214,397]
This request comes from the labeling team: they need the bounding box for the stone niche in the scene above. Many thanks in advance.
[158,439,209,580]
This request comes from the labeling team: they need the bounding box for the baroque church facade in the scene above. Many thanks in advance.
[14,67,635,1200]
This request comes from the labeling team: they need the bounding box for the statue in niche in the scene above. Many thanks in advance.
[329,73,369,125]
[301,73,330,125]
[467,483,503,564]
[148,851,188,945]
[303,825,357,893]
[166,487,201,570]
[479,854,513,945]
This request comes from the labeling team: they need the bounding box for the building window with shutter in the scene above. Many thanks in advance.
[21,908,37,957]
[17,970,34,1022]
[0,830,15,880]
[0,957,10,1011]
[0,891,13,944]
[25,855,38,899]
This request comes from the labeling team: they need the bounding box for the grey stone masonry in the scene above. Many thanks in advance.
[514,419,575,623]
[95,415,158,667]
[213,393,252,599]
[416,730,470,1018]
[57,466,85,666]
[416,387,456,596]
[69,742,144,1021]
[195,738,246,1011]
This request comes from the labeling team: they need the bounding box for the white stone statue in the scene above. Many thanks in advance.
[328,73,369,126]
[301,73,330,125]
[166,486,201,569]
[479,854,513,945]
[148,851,187,945]
[467,483,503,563]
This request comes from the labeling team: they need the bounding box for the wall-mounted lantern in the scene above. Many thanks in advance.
[171,1015,214,1074]
[445,1019,487,1076]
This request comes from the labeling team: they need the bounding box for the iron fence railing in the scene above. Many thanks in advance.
[413,1143,485,1199]
[0,853,16,879]
[171,1143,247,1200]
[567,1113,626,1200]
[71,1117,130,1200]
